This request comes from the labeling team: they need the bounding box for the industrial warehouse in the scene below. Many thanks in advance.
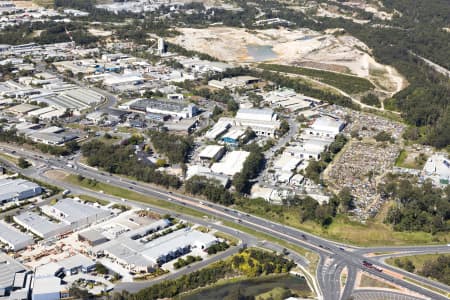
[93,226,218,273]
[0,221,33,251]
[13,199,113,240]
[0,179,42,204]
[29,86,105,113]
[0,252,28,298]
[41,198,112,229]
[13,212,69,239]
[205,108,281,142]
[121,98,199,119]
[0,2,445,298]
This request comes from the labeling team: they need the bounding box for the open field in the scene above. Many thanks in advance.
[30,0,52,8]
[236,199,449,247]
[289,214,448,247]
[169,26,406,93]
[386,254,450,274]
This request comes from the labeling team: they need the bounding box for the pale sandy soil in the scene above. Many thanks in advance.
[290,1,395,22]
[44,169,70,181]
[169,26,405,93]
[12,1,41,9]
[88,28,113,37]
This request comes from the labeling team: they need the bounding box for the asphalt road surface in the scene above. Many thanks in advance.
[1,144,450,300]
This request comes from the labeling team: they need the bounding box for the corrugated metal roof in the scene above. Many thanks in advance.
[0,253,25,289]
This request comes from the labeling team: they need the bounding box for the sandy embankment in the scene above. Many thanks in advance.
[169,26,406,94]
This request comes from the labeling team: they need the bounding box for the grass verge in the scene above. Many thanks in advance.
[404,277,450,298]
[214,231,239,246]
[386,254,450,296]
[75,194,110,206]
[63,174,318,275]
[359,274,398,289]
[386,254,450,275]
[222,220,319,275]
[236,199,449,246]
[64,174,207,218]
[0,152,19,164]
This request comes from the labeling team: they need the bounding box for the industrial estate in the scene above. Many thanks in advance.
[0,1,449,300]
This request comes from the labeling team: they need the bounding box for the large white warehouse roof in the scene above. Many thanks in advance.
[236,108,277,122]
[211,150,250,176]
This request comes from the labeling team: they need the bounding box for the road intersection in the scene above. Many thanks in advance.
[1,144,449,300]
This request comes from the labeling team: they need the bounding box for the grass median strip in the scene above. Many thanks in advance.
[0,152,19,164]
[404,277,450,298]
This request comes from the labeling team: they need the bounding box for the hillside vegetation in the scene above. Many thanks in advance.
[258,64,375,94]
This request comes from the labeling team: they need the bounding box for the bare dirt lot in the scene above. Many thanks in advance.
[44,169,70,181]
[169,26,406,93]
[13,1,41,8]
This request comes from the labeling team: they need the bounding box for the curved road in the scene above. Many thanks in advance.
[1,145,449,300]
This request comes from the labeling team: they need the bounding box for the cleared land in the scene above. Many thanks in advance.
[395,148,429,169]
[169,26,406,93]
[30,0,52,7]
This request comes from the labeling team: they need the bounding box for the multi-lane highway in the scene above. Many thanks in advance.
[1,144,450,300]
